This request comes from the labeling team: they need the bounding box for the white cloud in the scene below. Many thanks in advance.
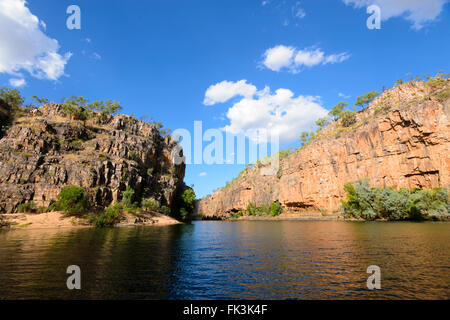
[9,78,26,87]
[199,172,207,177]
[292,2,306,19]
[0,0,72,81]
[294,49,325,67]
[205,80,328,143]
[262,45,296,72]
[343,0,449,29]
[338,92,351,99]
[204,80,257,105]
[92,52,102,60]
[323,52,351,64]
[263,46,350,73]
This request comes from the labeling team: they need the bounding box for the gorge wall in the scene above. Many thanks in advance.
[0,103,186,213]
[196,80,450,218]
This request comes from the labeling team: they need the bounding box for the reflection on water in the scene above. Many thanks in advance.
[0,221,448,299]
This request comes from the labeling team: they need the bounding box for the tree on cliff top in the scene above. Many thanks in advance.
[355,91,380,110]
[328,101,348,120]
[87,99,122,121]
[0,87,24,108]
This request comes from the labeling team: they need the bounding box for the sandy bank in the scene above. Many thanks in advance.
[1,211,182,230]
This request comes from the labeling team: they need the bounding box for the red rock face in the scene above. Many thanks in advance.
[196,80,450,218]
[0,103,186,213]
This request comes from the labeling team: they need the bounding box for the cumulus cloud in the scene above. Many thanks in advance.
[263,46,350,73]
[204,80,257,106]
[199,172,207,177]
[343,0,449,29]
[9,78,26,87]
[262,45,296,72]
[204,80,328,143]
[0,0,72,81]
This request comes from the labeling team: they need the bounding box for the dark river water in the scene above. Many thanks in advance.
[0,221,448,299]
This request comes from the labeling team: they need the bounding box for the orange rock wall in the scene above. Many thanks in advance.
[196,81,450,218]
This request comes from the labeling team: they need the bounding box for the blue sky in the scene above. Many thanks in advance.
[0,0,449,198]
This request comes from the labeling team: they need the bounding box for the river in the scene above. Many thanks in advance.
[0,221,448,299]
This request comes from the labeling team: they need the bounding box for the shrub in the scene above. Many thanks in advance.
[129,150,140,161]
[255,203,268,216]
[180,208,189,220]
[121,186,135,208]
[340,110,357,127]
[246,201,257,216]
[17,202,37,213]
[435,89,450,103]
[229,210,243,219]
[37,206,50,214]
[56,186,89,215]
[269,201,282,216]
[91,203,122,227]
[142,198,160,211]
[340,180,449,221]
[160,205,170,215]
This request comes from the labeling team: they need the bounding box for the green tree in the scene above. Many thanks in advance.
[91,203,122,227]
[56,186,89,215]
[31,95,49,105]
[269,201,282,216]
[328,102,348,120]
[176,188,196,220]
[355,91,380,110]
[299,131,311,147]
[315,117,329,130]
[0,87,24,107]
[62,96,90,120]
[121,186,135,208]
[87,99,122,121]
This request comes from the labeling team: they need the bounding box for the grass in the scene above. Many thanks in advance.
[18,222,33,228]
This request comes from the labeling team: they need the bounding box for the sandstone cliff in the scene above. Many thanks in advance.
[0,102,186,213]
[196,80,450,218]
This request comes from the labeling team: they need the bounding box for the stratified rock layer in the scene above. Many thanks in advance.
[196,80,450,218]
[0,103,185,213]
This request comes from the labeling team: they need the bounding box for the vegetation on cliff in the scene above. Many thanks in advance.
[229,201,282,219]
[0,87,190,226]
[196,71,450,219]
[340,180,449,221]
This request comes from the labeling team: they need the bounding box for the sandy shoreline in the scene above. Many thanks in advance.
[0,211,182,230]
